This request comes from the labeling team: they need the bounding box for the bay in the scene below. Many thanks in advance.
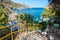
[13,8,44,20]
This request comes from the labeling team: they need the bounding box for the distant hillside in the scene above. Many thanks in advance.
[0,0,30,9]
[0,0,30,14]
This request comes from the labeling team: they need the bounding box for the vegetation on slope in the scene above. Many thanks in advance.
[17,13,34,23]
[42,0,60,19]
[42,7,55,18]
[0,0,30,39]
[0,7,8,26]
[49,0,60,18]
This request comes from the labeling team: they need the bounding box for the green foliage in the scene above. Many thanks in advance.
[41,21,47,30]
[0,8,8,26]
[42,8,55,18]
[28,27,36,32]
[49,0,60,18]
[17,13,34,23]
[42,0,60,19]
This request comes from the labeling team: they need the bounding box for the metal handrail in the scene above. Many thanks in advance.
[0,26,28,40]
[0,23,42,40]
[0,26,8,29]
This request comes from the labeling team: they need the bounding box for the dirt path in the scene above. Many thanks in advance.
[14,30,47,40]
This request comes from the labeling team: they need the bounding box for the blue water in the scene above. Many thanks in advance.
[13,8,44,20]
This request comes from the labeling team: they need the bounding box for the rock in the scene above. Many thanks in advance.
[20,30,47,40]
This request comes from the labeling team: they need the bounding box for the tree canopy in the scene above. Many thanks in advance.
[0,8,8,26]
[49,0,60,18]
[42,0,60,18]
[17,13,34,23]
[42,8,55,18]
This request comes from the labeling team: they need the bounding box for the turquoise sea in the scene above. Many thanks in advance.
[13,8,44,20]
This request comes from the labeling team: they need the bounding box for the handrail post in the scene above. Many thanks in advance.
[10,26,13,40]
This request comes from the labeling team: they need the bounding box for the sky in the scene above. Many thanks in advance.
[12,0,48,8]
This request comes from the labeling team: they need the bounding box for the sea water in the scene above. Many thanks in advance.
[13,8,44,20]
